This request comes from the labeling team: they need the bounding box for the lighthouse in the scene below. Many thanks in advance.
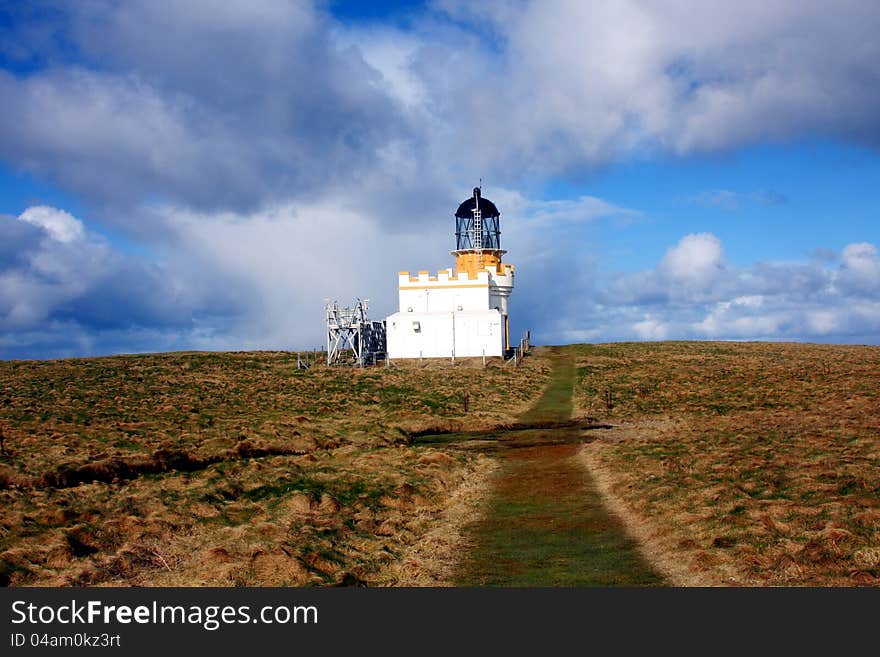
[385,187,515,359]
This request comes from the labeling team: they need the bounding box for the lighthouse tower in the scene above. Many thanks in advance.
[385,187,515,359]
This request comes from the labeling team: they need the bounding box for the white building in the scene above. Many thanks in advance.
[386,187,515,359]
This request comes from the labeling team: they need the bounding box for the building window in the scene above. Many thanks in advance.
[412,321,421,333]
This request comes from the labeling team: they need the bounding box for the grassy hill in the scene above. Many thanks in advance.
[1,341,878,587]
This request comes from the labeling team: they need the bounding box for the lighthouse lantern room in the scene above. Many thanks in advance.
[385,187,515,359]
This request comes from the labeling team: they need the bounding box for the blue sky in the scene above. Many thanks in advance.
[584,139,880,270]
[1,1,880,358]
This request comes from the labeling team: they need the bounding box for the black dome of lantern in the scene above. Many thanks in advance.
[455,187,500,219]
[454,187,502,252]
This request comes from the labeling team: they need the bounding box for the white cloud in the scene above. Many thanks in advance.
[394,0,880,180]
[694,295,787,339]
[838,242,880,296]
[632,317,670,340]
[18,206,85,243]
[659,232,725,288]
[552,234,880,345]
[517,195,638,227]
[807,310,839,335]
[336,26,428,109]
[164,199,440,349]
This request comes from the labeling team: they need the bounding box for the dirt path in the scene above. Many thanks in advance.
[451,347,663,586]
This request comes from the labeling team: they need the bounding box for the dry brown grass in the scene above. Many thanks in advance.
[580,441,739,586]
[379,454,500,586]
[0,350,550,586]
[572,341,880,586]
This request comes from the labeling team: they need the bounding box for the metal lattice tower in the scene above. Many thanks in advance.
[325,298,386,367]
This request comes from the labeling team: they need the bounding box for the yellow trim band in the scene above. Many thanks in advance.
[399,283,489,290]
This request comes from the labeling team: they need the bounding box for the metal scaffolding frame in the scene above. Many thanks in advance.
[325,298,386,367]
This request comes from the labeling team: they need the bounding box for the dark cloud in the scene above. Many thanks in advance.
[746,262,830,299]
[52,263,198,331]
[0,1,416,220]
[0,213,43,265]
[0,208,248,356]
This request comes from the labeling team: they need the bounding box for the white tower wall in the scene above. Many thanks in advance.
[386,310,504,359]
[387,265,513,359]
